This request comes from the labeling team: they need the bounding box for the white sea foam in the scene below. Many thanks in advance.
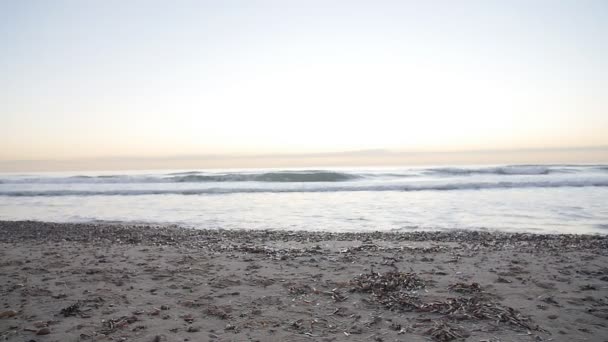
[1,177,607,196]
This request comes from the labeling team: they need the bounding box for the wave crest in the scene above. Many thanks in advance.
[426,166,562,176]
[0,165,605,185]
[171,171,357,183]
[2,178,607,196]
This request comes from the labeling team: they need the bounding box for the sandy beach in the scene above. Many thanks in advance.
[1,221,607,342]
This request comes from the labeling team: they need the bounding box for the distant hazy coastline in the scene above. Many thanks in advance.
[1,146,607,172]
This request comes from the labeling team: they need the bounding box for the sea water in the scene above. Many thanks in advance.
[1,165,607,234]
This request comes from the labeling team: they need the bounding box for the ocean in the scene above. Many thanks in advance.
[1,164,607,234]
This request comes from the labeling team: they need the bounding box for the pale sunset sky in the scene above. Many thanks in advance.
[1,1,607,171]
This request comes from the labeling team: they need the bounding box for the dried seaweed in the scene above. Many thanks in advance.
[350,271,539,332]
[420,296,536,330]
[99,316,138,335]
[59,302,81,317]
[350,270,426,295]
[287,284,312,295]
[424,321,470,341]
[327,288,348,302]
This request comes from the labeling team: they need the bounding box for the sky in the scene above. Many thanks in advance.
[1,0,607,171]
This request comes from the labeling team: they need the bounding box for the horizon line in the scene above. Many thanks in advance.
[3,145,608,163]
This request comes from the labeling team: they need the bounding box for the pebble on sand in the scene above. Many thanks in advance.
[0,310,17,318]
[36,327,51,335]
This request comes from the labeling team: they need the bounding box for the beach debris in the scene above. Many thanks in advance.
[351,270,426,295]
[349,268,538,331]
[60,302,81,317]
[287,284,312,295]
[100,316,138,335]
[181,314,194,323]
[205,305,232,320]
[424,321,469,341]
[330,307,348,316]
[327,288,348,302]
[418,297,537,330]
[350,270,425,311]
[389,322,401,331]
[291,319,304,330]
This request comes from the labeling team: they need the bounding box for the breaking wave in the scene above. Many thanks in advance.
[0,171,359,184]
[425,165,573,176]
[172,171,357,183]
[2,178,607,196]
[0,165,605,186]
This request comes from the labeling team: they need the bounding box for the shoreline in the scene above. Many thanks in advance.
[2,220,607,243]
[1,221,607,341]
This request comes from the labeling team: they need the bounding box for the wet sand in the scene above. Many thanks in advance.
[1,221,607,341]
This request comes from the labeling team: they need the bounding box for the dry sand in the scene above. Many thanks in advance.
[1,221,607,342]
